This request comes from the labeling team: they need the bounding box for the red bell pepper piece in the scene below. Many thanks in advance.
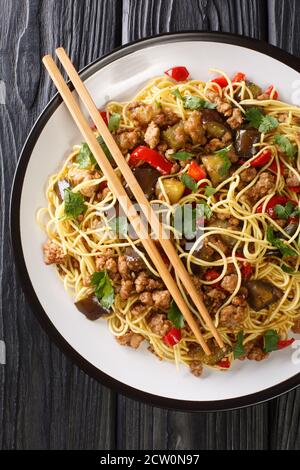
[91,110,108,130]
[232,72,246,83]
[288,186,300,194]
[269,160,284,175]
[99,181,108,191]
[130,146,173,175]
[204,269,220,282]
[217,358,231,369]
[236,253,253,279]
[211,75,228,88]
[164,66,189,82]
[278,338,295,350]
[256,195,289,219]
[188,162,206,182]
[163,328,182,347]
[265,85,279,100]
[250,149,272,167]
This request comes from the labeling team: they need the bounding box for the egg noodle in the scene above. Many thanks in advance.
[37,69,300,373]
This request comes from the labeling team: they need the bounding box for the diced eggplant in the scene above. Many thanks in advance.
[204,121,231,139]
[235,129,261,158]
[54,179,70,202]
[202,154,230,186]
[201,109,224,125]
[124,247,145,272]
[200,343,231,366]
[244,279,283,312]
[237,81,262,100]
[161,178,185,204]
[126,166,160,199]
[162,122,186,150]
[75,295,110,321]
[208,218,238,248]
[283,223,298,238]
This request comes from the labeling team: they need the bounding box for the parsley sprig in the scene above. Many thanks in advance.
[91,270,115,309]
[245,107,278,133]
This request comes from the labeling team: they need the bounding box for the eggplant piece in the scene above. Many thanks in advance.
[204,121,231,139]
[54,179,70,202]
[200,343,231,366]
[201,109,224,125]
[161,178,185,204]
[124,247,145,272]
[75,295,110,321]
[235,129,261,158]
[162,122,186,150]
[237,81,262,100]
[283,223,298,238]
[207,218,238,248]
[244,279,283,312]
[202,154,230,186]
[126,166,160,199]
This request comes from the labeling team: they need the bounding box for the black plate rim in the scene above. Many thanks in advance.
[10,31,300,412]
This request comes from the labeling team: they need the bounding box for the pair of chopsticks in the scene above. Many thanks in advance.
[43,48,224,355]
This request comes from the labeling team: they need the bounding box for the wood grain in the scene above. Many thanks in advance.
[0,0,121,450]
[1,0,300,450]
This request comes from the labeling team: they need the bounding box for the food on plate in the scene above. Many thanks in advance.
[37,67,300,376]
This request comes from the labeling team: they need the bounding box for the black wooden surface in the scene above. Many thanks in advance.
[0,0,299,450]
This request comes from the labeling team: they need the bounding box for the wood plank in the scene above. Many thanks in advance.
[122,0,268,44]
[0,0,121,450]
[268,0,300,55]
[118,0,270,451]
[267,0,300,450]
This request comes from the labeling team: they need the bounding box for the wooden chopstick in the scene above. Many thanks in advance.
[54,47,224,350]
[42,54,211,355]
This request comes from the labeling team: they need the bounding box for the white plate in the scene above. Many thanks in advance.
[11,33,300,410]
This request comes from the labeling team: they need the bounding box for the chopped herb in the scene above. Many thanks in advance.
[173,151,194,161]
[267,226,298,257]
[167,301,184,328]
[97,135,113,161]
[109,216,128,237]
[91,270,115,309]
[64,188,87,219]
[76,142,97,168]
[274,134,297,159]
[181,174,198,192]
[245,107,278,133]
[264,329,279,353]
[233,331,245,359]
[259,115,278,133]
[108,112,121,132]
[183,95,216,110]
[218,153,232,177]
[200,201,213,220]
[172,88,183,100]
[155,100,162,109]
[204,186,217,197]
[281,264,295,274]
[274,201,299,219]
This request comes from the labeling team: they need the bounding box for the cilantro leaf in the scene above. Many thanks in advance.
[183,95,216,110]
[218,154,232,177]
[204,186,217,197]
[245,107,278,133]
[64,188,87,219]
[167,301,184,329]
[274,134,297,159]
[233,331,245,359]
[108,112,121,132]
[259,115,278,133]
[274,201,297,220]
[172,89,183,100]
[97,135,113,161]
[245,107,264,129]
[267,226,298,257]
[264,329,279,353]
[281,264,295,274]
[91,270,115,309]
[109,216,128,237]
[181,174,198,192]
[173,151,194,161]
[76,143,97,168]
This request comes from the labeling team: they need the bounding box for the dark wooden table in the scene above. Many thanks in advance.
[1,0,300,450]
